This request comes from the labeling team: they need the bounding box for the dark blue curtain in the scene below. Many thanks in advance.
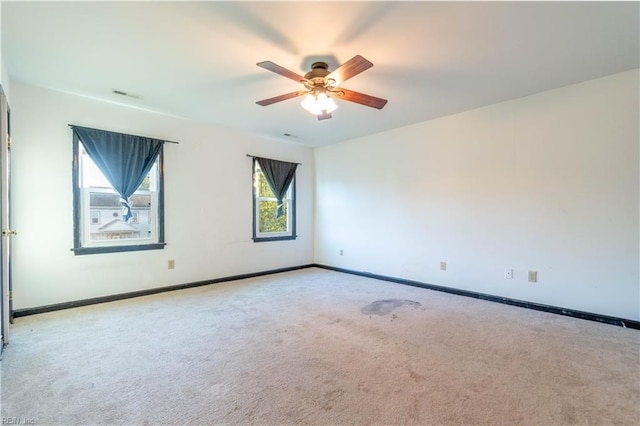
[73,126,163,222]
[256,157,298,218]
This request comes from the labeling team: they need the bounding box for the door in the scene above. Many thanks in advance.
[1,85,13,348]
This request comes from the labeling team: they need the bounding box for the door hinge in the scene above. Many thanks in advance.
[7,136,11,150]
[1,229,17,237]
[8,291,12,301]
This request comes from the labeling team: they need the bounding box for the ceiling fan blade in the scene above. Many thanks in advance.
[326,55,373,85]
[317,112,332,121]
[256,91,306,106]
[337,88,388,109]
[257,61,305,83]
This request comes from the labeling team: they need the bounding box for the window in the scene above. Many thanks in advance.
[90,210,100,225]
[252,158,297,242]
[72,126,165,255]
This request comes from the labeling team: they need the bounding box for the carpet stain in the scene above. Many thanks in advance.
[361,299,421,316]
[408,369,426,382]
[322,388,345,411]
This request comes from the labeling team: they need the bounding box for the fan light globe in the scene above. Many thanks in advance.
[301,92,338,115]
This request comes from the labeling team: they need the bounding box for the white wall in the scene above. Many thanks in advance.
[0,64,8,100]
[315,69,640,321]
[11,82,314,309]
[0,63,8,100]
[0,7,10,101]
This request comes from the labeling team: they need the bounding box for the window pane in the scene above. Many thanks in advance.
[257,170,275,198]
[82,149,157,244]
[258,201,288,233]
[80,148,111,188]
[88,190,153,242]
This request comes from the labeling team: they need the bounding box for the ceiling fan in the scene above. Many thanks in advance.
[255,55,388,120]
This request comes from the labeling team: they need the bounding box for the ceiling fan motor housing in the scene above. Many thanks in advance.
[304,62,331,84]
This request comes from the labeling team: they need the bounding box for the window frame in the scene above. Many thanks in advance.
[72,136,165,255]
[252,159,297,242]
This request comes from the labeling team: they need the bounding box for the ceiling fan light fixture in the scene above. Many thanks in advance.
[301,92,338,115]
[256,55,386,119]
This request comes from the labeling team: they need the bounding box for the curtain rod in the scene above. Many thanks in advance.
[246,154,301,165]
[68,124,179,144]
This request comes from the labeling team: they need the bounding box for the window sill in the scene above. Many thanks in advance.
[72,243,165,255]
[252,235,297,243]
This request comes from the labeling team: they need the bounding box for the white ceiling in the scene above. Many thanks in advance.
[2,1,638,147]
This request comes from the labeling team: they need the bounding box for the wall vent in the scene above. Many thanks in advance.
[111,89,143,100]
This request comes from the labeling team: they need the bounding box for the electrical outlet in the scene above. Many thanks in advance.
[504,268,513,279]
[528,271,537,283]
[339,249,344,256]
[440,261,447,271]
[168,260,175,270]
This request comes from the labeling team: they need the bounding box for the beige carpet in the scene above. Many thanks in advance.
[1,268,639,425]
